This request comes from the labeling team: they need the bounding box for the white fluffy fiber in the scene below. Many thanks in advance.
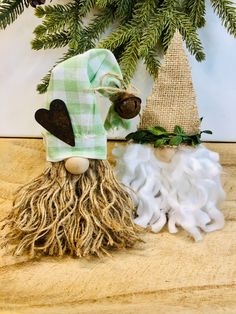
[113,144,225,241]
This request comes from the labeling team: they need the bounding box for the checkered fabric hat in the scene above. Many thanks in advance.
[43,49,123,162]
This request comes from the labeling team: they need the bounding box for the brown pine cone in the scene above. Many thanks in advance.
[29,0,46,8]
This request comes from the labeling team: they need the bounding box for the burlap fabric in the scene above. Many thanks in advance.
[140,32,200,135]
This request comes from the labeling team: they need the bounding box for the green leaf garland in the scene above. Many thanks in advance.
[126,125,212,148]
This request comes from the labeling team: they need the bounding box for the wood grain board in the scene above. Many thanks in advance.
[0,139,235,313]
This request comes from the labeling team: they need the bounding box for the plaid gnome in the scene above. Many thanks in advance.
[1,49,141,257]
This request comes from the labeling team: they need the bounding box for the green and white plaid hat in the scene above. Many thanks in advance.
[43,49,125,162]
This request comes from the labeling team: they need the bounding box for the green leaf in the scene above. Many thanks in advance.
[191,134,201,144]
[147,126,167,136]
[126,132,135,141]
[169,135,183,146]
[126,130,149,142]
[191,139,197,146]
[154,138,167,147]
[201,130,213,134]
[155,126,167,132]
[133,131,147,141]
[174,125,185,134]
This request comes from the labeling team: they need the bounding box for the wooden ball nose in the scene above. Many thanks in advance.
[154,147,176,163]
[64,157,89,174]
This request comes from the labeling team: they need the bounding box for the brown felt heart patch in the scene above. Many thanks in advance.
[35,99,75,146]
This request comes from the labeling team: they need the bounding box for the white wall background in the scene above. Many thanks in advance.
[188,0,236,141]
[0,0,235,140]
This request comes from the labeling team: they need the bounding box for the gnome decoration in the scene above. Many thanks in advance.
[2,49,141,257]
[114,33,225,242]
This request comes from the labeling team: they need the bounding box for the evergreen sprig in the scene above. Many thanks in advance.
[126,125,212,148]
[86,7,114,41]
[0,0,28,29]
[144,48,162,79]
[114,0,136,22]
[184,0,206,28]
[79,0,96,17]
[175,13,205,61]
[1,0,236,93]
[211,0,236,36]
[32,31,69,50]
[118,37,139,85]
[33,4,74,36]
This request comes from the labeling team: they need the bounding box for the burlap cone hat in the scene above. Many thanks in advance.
[140,32,200,135]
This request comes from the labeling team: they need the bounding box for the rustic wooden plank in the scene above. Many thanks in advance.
[205,142,236,166]
[1,286,236,314]
[0,221,235,307]
[0,138,235,313]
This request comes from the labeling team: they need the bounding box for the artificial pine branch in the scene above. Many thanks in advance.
[96,0,113,9]
[34,4,74,36]
[161,22,177,53]
[37,72,51,94]
[139,13,168,57]
[175,13,205,61]
[115,0,137,22]
[118,37,139,85]
[158,0,179,52]
[31,31,69,50]
[99,25,133,50]
[36,5,114,92]
[114,0,158,81]
[0,0,28,29]
[79,0,96,17]
[184,0,206,28]
[132,0,157,25]
[211,0,236,36]
[33,0,236,92]
[67,14,82,49]
[86,7,115,41]
[144,48,162,79]
[1,0,235,92]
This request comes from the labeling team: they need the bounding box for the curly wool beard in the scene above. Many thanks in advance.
[114,144,225,241]
[1,160,141,257]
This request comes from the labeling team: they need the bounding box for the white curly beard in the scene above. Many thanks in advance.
[113,144,225,241]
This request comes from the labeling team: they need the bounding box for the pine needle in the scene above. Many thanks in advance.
[1,0,236,90]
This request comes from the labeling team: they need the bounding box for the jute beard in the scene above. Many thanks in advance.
[1,160,141,257]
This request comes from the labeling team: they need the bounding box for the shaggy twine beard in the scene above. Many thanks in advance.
[1,160,141,257]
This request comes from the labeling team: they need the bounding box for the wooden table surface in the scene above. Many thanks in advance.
[0,139,236,314]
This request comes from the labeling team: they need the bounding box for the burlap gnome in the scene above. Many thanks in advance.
[1,49,142,257]
[114,33,225,241]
